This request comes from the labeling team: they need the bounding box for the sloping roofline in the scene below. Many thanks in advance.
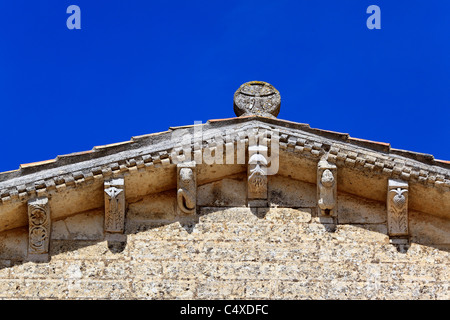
[2,115,448,182]
[0,115,449,199]
[0,115,449,233]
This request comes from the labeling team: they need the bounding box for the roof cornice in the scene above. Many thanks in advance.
[0,116,449,208]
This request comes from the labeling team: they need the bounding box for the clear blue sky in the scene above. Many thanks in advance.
[0,1,449,172]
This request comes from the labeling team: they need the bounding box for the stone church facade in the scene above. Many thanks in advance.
[0,81,448,299]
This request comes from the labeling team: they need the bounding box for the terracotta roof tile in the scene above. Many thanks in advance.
[93,140,133,150]
[348,136,390,147]
[57,150,94,158]
[3,116,448,177]
[132,130,172,140]
[20,159,56,169]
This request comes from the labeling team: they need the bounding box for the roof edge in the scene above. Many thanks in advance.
[0,116,448,185]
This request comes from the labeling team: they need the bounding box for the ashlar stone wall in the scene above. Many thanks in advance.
[0,175,448,299]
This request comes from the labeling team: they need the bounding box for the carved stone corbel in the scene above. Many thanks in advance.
[28,197,51,262]
[177,161,197,216]
[387,179,409,248]
[317,158,337,217]
[104,178,126,241]
[248,144,268,207]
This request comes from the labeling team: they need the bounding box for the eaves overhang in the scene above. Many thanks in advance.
[1,79,449,233]
[0,115,448,233]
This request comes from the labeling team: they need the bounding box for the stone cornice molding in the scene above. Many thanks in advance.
[0,117,449,209]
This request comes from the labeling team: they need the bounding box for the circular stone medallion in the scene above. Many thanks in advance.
[233,81,281,118]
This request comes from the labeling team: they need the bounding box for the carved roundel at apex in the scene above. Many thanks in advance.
[233,81,281,118]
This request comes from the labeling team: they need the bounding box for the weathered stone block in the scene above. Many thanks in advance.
[0,260,11,278]
[337,193,386,224]
[199,207,257,224]
[132,279,196,299]
[161,260,212,280]
[264,262,308,281]
[193,221,270,242]
[264,223,308,243]
[257,242,320,262]
[9,261,53,279]
[129,240,199,261]
[127,190,177,221]
[0,227,28,260]
[242,280,276,299]
[52,209,104,240]
[409,210,450,245]
[261,207,312,224]
[317,242,376,263]
[199,241,260,261]
[303,261,360,282]
[196,279,245,299]
[0,280,25,298]
[277,280,320,299]
[129,260,163,280]
[68,280,131,299]
[129,221,197,242]
[268,176,316,207]
[50,240,128,260]
[197,176,246,207]
[209,261,264,280]
[332,224,389,244]
[373,243,446,264]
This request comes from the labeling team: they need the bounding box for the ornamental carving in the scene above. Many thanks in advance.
[29,227,47,251]
[387,180,409,236]
[29,205,48,227]
[177,162,197,215]
[247,129,269,203]
[248,153,268,199]
[234,81,281,118]
[104,178,126,234]
[317,159,337,216]
[1,123,448,209]
[28,197,51,256]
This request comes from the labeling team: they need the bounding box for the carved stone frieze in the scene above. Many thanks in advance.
[28,197,51,261]
[0,122,448,210]
[317,158,337,216]
[104,178,126,235]
[177,162,197,215]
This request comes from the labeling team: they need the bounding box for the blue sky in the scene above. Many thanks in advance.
[0,1,449,172]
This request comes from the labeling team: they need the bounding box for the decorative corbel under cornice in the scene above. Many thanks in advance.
[247,134,269,207]
[387,179,409,250]
[104,178,126,241]
[177,161,197,216]
[317,157,337,218]
[27,197,51,262]
[0,122,448,217]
